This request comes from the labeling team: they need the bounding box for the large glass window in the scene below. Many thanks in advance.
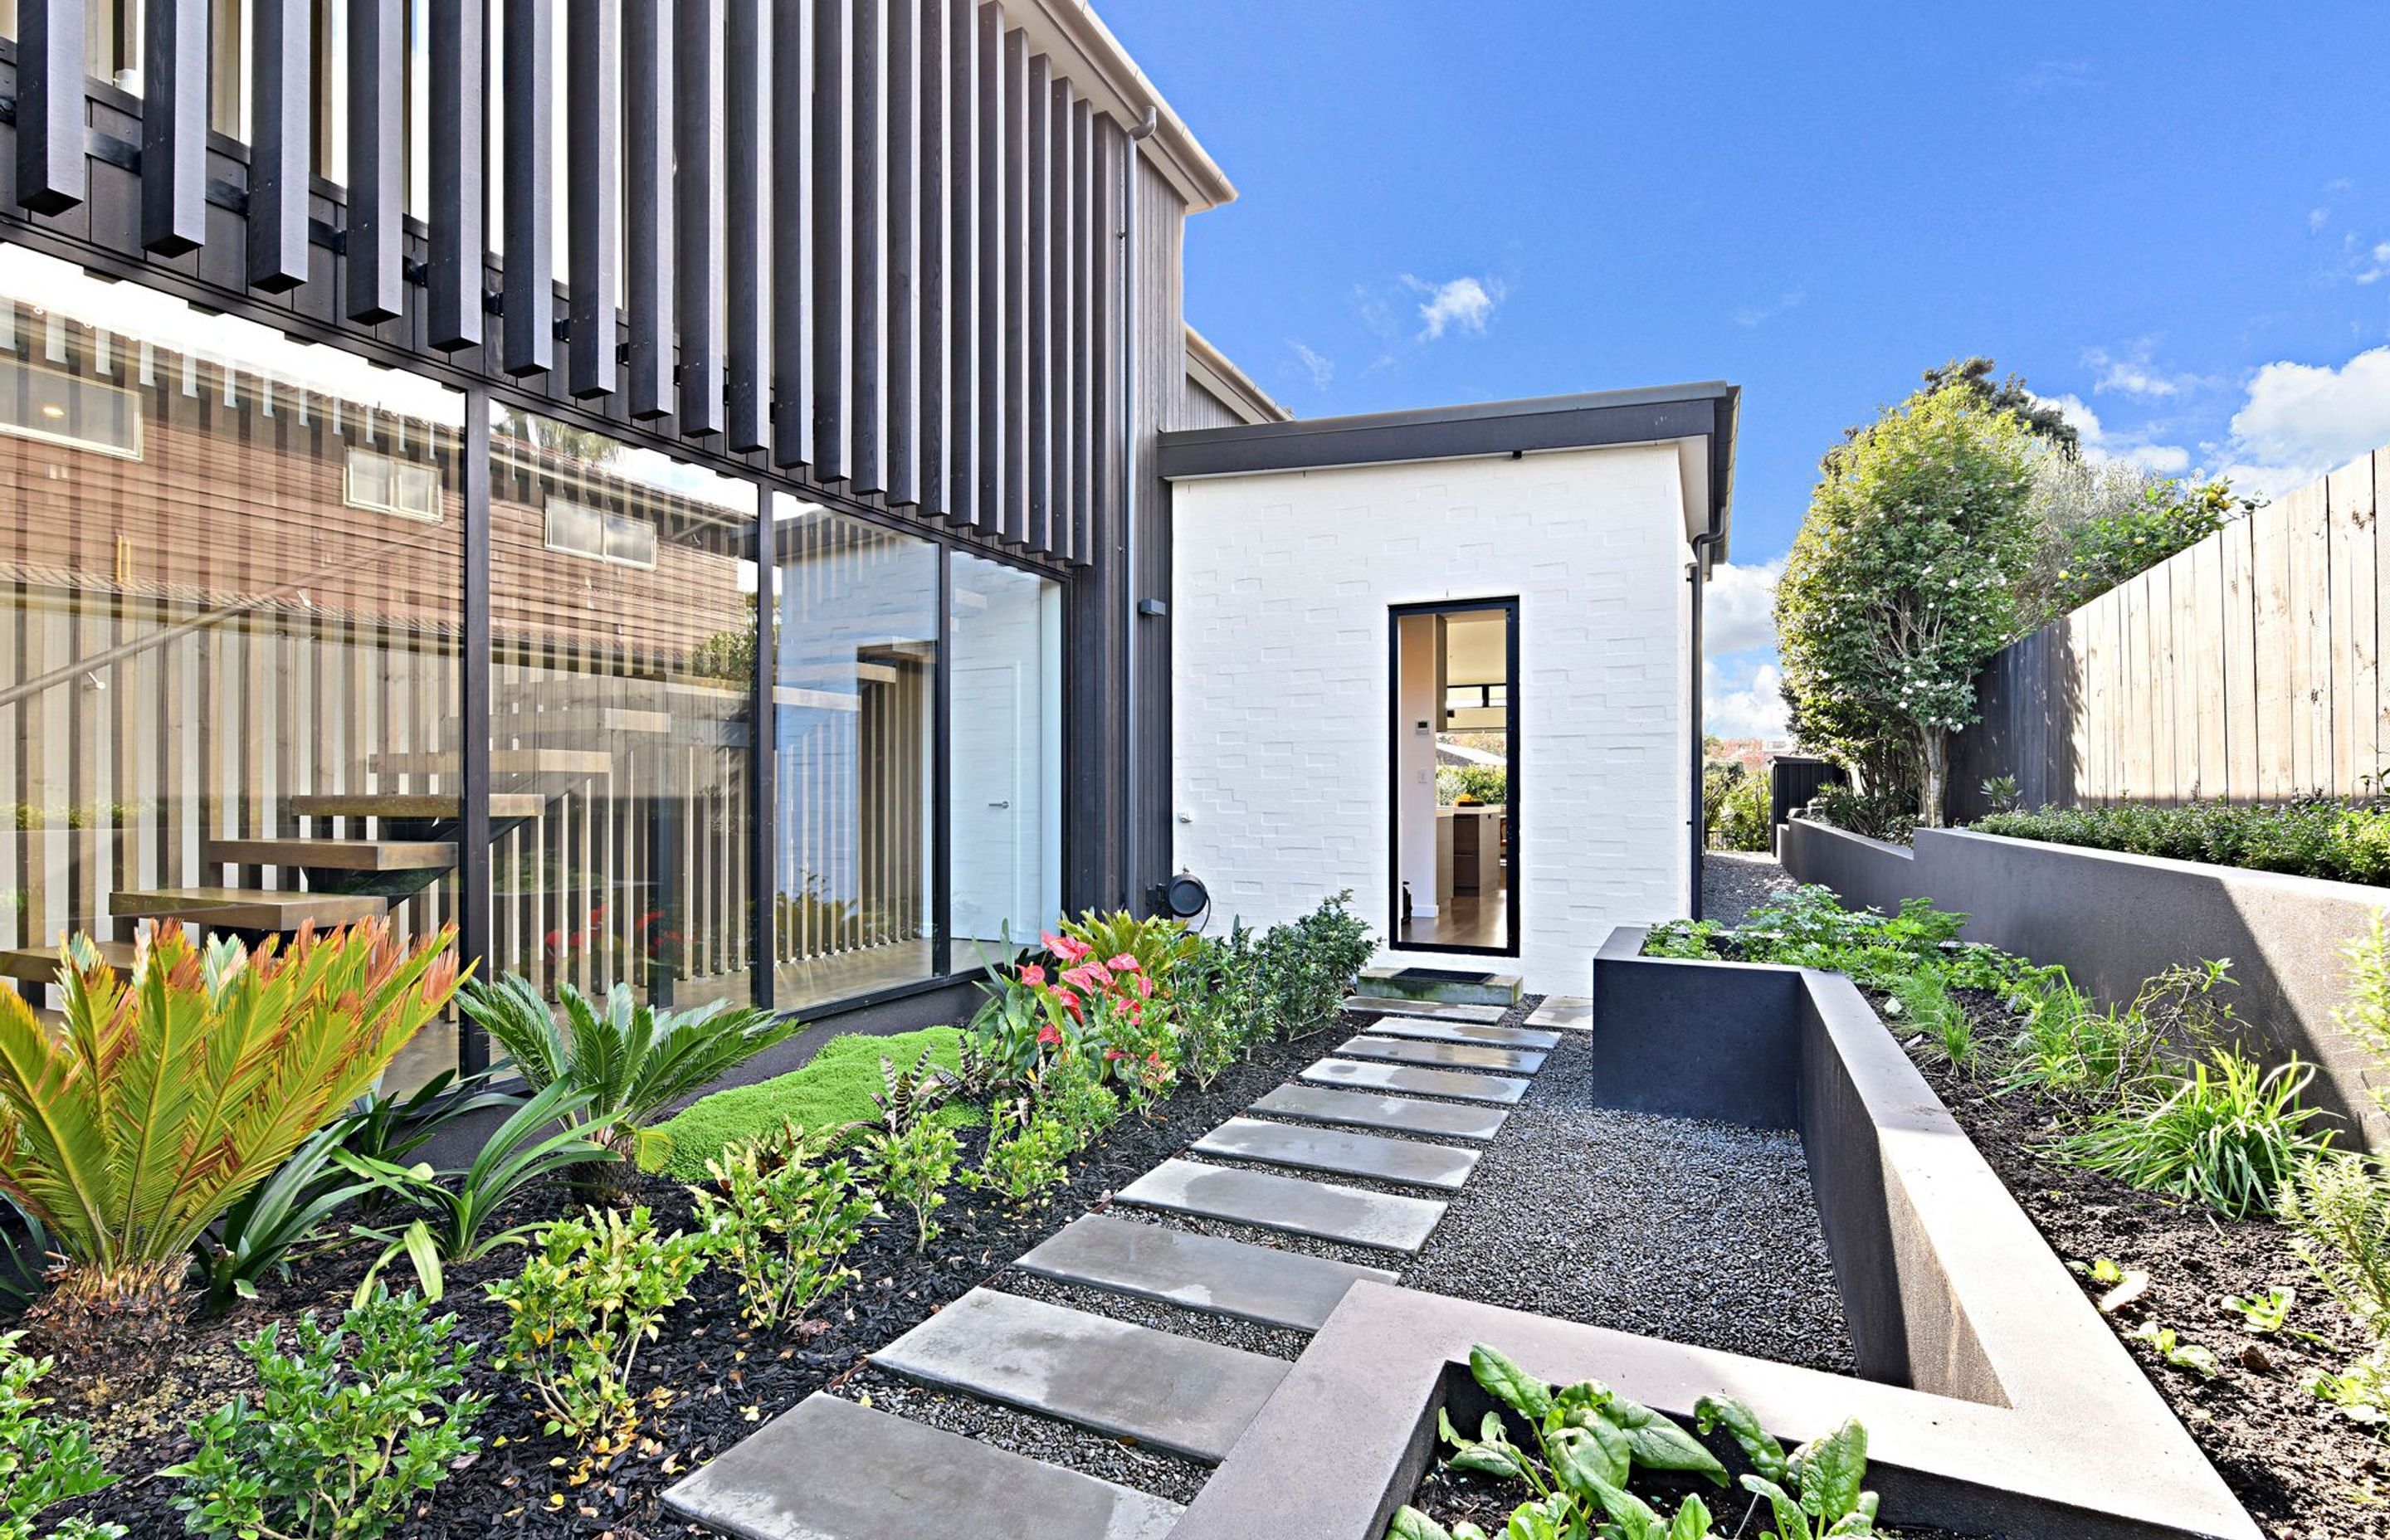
[948,551,1061,966]
[769,499,938,1006]
[486,409,757,1011]
[0,244,466,1092]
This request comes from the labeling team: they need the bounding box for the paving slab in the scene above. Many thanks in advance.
[1193,1115,1480,1191]
[1250,1082,1510,1141]
[1335,1033,1548,1075]
[1300,1056,1531,1104]
[1355,964,1523,1006]
[1525,996,1593,1031]
[1342,994,1510,1025]
[663,1391,1181,1540]
[1116,1158,1448,1254]
[1361,1016,1562,1050]
[871,1287,1290,1464]
[1013,1214,1395,1331]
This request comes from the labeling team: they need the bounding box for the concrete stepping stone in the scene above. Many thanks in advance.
[1251,1082,1510,1141]
[1193,1115,1480,1191]
[1335,1033,1547,1075]
[663,1391,1181,1540]
[1116,1158,1447,1254]
[1343,994,1509,1025]
[1526,995,1593,1031]
[871,1287,1290,1464]
[1362,1016,1562,1050]
[1014,1214,1395,1331]
[1300,1056,1531,1104]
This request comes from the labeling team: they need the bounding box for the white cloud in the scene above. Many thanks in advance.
[1733,288,1806,329]
[2037,392,2194,476]
[1704,560,1781,655]
[2221,347,2390,497]
[1288,340,1334,391]
[1704,656,1789,740]
[2084,345,2195,400]
[2310,207,2332,234]
[1405,275,1501,339]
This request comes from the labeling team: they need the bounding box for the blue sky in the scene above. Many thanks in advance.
[1101,0,2390,737]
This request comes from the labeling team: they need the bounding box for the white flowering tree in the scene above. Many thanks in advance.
[1775,383,2038,826]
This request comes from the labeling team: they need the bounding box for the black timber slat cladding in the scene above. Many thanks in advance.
[725,0,771,451]
[139,0,207,254]
[345,0,404,324]
[1051,82,1076,563]
[1024,51,1051,553]
[626,0,675,418]
[848,0,885,491]
[915,0,950,518]
[971,2,1002,529]
[428,0,486,350]
[677,0,729,434]
[1084,110,1113,571]
[1001,23,1029,545]
[883,0,919,506]
[17,0,86,214]
[944,0,979,524]
[1068,96,1093,566]
[503,0,555,374]
[812,0,853,479]
[567,0,622,397]
[248,0,311,290]
[771,0,815,467]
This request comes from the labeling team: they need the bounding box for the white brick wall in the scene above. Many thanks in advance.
[1170,444,1693,993]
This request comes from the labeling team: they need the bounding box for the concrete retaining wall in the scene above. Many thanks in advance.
[1779,816,2390,1148]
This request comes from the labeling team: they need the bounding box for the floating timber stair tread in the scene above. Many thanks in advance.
[1361,1016,1563,1050]
[1334,1034,1548,1075]
[1249,1083,1510,1142]
[870,1288,1290,1464]
[109,887,388,929]
[368,749,614,777]
[1115,1158,1449,1254]
[1299,1057,1532,1105]
[206,838,457,871]
[290,792,546,821]
[1192,1115,1480,1191]
[662,1391,1182,1540]
[0,938,143,983]
[1342,994,1510,1025]
[1013,1214,1396,1333]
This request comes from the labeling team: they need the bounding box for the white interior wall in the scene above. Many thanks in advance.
[1171,443,1694,992]
[1394,613,1441,918]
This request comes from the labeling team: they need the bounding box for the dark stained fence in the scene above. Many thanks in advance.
[1768,756,1846,852]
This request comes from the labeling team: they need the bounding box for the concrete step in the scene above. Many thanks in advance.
[1013,1214,1394,1332]
[1192,1116,1479,1192]
[1341,995,1510,1026]
[1115,1158,1447,1255]
[1334,1034,1546,1075]
[1361,1016,1561,1051]
[1249,1082,1510,1142]
[1354,964,1522,1006]
[1299,1057,1531,1105]
[1524,996,1593,1032]
[662,1391,1181,1540]
[110,886,388,931]
[871,1288,1289,1464]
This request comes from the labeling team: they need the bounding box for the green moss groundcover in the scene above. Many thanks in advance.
[652,1026,983,1179]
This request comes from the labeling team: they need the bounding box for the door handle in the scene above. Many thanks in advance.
[988,800,1010,809]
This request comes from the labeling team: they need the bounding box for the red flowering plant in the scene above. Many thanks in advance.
[1056,949,1178,1108]
[964,915,1194,1103]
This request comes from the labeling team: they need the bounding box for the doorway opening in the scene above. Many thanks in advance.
[1389,598,1517,956]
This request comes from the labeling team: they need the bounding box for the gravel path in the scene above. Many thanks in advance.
[1397,1026,1857,1374]
[1703,849,1795,926]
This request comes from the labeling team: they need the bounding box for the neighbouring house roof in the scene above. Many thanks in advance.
[1183,326,1292,426]
[1157,381,1740,566]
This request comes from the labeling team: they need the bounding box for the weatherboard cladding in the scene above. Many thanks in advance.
[0,0,1161,567]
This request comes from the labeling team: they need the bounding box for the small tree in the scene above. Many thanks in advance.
[1776,384,2038,826]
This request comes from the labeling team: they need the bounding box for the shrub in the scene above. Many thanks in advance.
[1716,775,1773,853]
[163,1289,481,1540]
[2049,1050,2333,1218]
[199,1118,397,1312]
[2001,961,2228,1107]
[1807,783,1917,845]
[1438,763,1509,807]
[0,922,461,1352]
[1175,924,1269,1091]
[1257,891,1376,1039]
[965,1103,1076,1206]
[858,1118,960,1254]
[0,1330,119,1540]
[1056,911,1202,989]
[2281,1153,2390,1342]
[1033,1051,1123,1149]
[1973,797,2390,887]
[459,974,798,1199]
[485,1206,709,1453]
[690,1124,871,1334]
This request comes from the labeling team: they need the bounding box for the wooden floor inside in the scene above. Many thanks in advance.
[1396,888,1509,951]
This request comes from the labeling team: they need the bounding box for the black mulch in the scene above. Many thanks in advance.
[46,1025,1359,1540]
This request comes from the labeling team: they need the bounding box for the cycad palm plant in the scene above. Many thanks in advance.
[0,921,461,1352]
[458,975,795,1200]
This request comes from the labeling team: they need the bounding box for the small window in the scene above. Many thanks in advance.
[1444,683,1507,714]
[344,448,444,521]
[545,499,659,570]
[0,359,143,461]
